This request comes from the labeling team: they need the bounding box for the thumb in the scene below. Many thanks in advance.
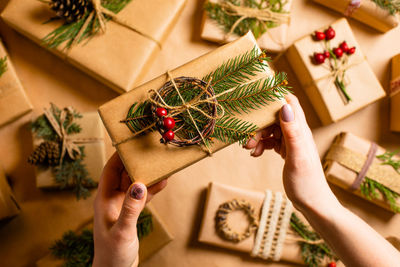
[115,183,147,236]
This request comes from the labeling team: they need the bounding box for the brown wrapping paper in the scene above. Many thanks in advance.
[33,112,106,188]
[286,18,386,125]
[0,39,32,127]
[35,204,173,266]
[1,0,186,94]
[99,32,286,186]
[312,0,399,33]
[200,0,292,52]
[391,54,400,132]
[323,132,400,212]
[0,166,19,221]
[199,182,306,265]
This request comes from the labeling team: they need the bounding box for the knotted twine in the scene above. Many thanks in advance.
[344,0,361,17]
[43,106,102,165]
[391,76,400,97]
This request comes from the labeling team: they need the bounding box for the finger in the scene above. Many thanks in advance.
[262,137,276,150]
[274,141,281,154]
[250,140,265,157]
[114,183,147,236]
[243,131,262,149]
[280,137,286,159]
[147,179,168,202]
[98,152,125,197]
[273,126,282,140]
[119,170,132,192]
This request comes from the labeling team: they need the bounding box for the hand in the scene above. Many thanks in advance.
[244,94,338,212]
[93,152,168,267]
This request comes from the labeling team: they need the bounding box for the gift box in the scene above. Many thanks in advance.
[29,105,106,199]
[200,0,292,52]
[0,39,32,127]
[312,0,399,33]
[391,54,400,132]
[198,182,334,265]
[36,204,173,266]
[323,132,400,213]
[1,0,186,94]
[286,18,385,125]
[0,166,20,221]
[99,32,288,186]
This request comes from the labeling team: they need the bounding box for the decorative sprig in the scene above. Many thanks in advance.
[371,0,400,15]
[377,150,400,173]
[137,209,153,240]
[0,56,7,77]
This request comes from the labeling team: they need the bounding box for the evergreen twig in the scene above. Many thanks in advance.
[371,0,400,15]
[0,56,7,77]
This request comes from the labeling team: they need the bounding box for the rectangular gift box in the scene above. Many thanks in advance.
[36,203,173,266]
[33,112,106,188]
[1,0,186,94]
[99,32,286,186]
[200,0,292,52]
[312,0,399,33]
[323,132,400,213]
[0,39,32,127]
[286,18,386,125]
[391,54,400,132]
[0,166,20,221]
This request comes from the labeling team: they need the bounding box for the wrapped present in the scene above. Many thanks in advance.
[99,32,289,186]
[28,104,106,199]
[286,18,385,125]
[0,166,20,221]
[198,182,336,266]
[391,54,400,132]
[36,204,173,266]
[0,39,32,127]
[201,0,292,52]
[323,132,400,213]
[312,0,399,33]
[1,0,186,94]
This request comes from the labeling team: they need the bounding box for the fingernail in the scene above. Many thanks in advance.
[281,104,294,122]
[130,183,145,200]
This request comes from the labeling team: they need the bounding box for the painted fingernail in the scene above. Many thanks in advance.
[281,104,294,122]
[130,183,145,200]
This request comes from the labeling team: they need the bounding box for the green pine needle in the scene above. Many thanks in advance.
[377,150,400,173]
[371,0,400,15]
[0,56,7,77]
[212,116,258,145]
[137,210,154,240]
[204,0,288,38]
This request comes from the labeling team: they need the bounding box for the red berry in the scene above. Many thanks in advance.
[314,53,325,64]
[156,107,167,117]
[347,47,356,55]
[324,27,336,40]
[314,31,326,41]
[324,51,330,58]
[163,117,175,130]
[339,41,349,52]
[162,130,175,142]
[328,262,336,267]
[333,47,343,58]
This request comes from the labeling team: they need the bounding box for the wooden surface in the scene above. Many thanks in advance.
[0,0,399,266]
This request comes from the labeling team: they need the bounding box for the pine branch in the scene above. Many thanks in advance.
[212,116,258,145]
[371,0,400,15]
[123,102,155,134]
[377,150,400,173]
[360,177,400,213]
[137,210,153,240]
[0,56,7,78]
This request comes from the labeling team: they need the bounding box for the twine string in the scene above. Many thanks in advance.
[350,142,378,191]
[344,0,362,17]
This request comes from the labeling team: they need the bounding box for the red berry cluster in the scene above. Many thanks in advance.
[328,262,336,267]
[313,27,356,65]
[155,107,176,142]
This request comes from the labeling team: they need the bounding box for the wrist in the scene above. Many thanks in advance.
[299,190,343,223]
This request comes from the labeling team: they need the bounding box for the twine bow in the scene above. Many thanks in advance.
[344,0,361,17]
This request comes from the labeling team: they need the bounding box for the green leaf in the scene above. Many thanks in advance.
[371,0,400,15]
[137,210,153,240]
[0,56,7,77]
[360,177,400,213]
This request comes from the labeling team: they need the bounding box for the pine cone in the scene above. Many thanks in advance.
[50,0,91,23]
[45,141,61,166]
[28,141,61,166]
[28,142,49,165]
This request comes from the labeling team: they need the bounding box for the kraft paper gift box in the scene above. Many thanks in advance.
[0,167,20,221]
[36,204,173,266]
[391,54,400,132]
[98,32,287,187]
[0,39,32,127]
[31,110,106,190]
[198,182,333,265]
[1,0,186,94]
[286,18,385,125]
[323,132,400,213]
[200,0,293,52]
[312,0,399,33]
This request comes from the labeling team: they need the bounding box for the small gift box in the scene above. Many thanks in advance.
[323,132,400,213]
[198,182,335,266]
[36,204,173,266]
[200,0,292,52]
[0,167,20,221]
[1,0,186,94]
[99,32,289,186]
[391,54,400,132]
[28,104,106,199]
[0,39,32,127]
[312,0,399,33]
[286,18,385,125]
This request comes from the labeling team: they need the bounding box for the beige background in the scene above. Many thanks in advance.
[0,0,399,266]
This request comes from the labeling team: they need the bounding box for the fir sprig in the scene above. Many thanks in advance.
[42,0,132,49]
[0,56,7,77]
[290,213,336,267]
[371,0,400,15]
[377,150,400,172]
